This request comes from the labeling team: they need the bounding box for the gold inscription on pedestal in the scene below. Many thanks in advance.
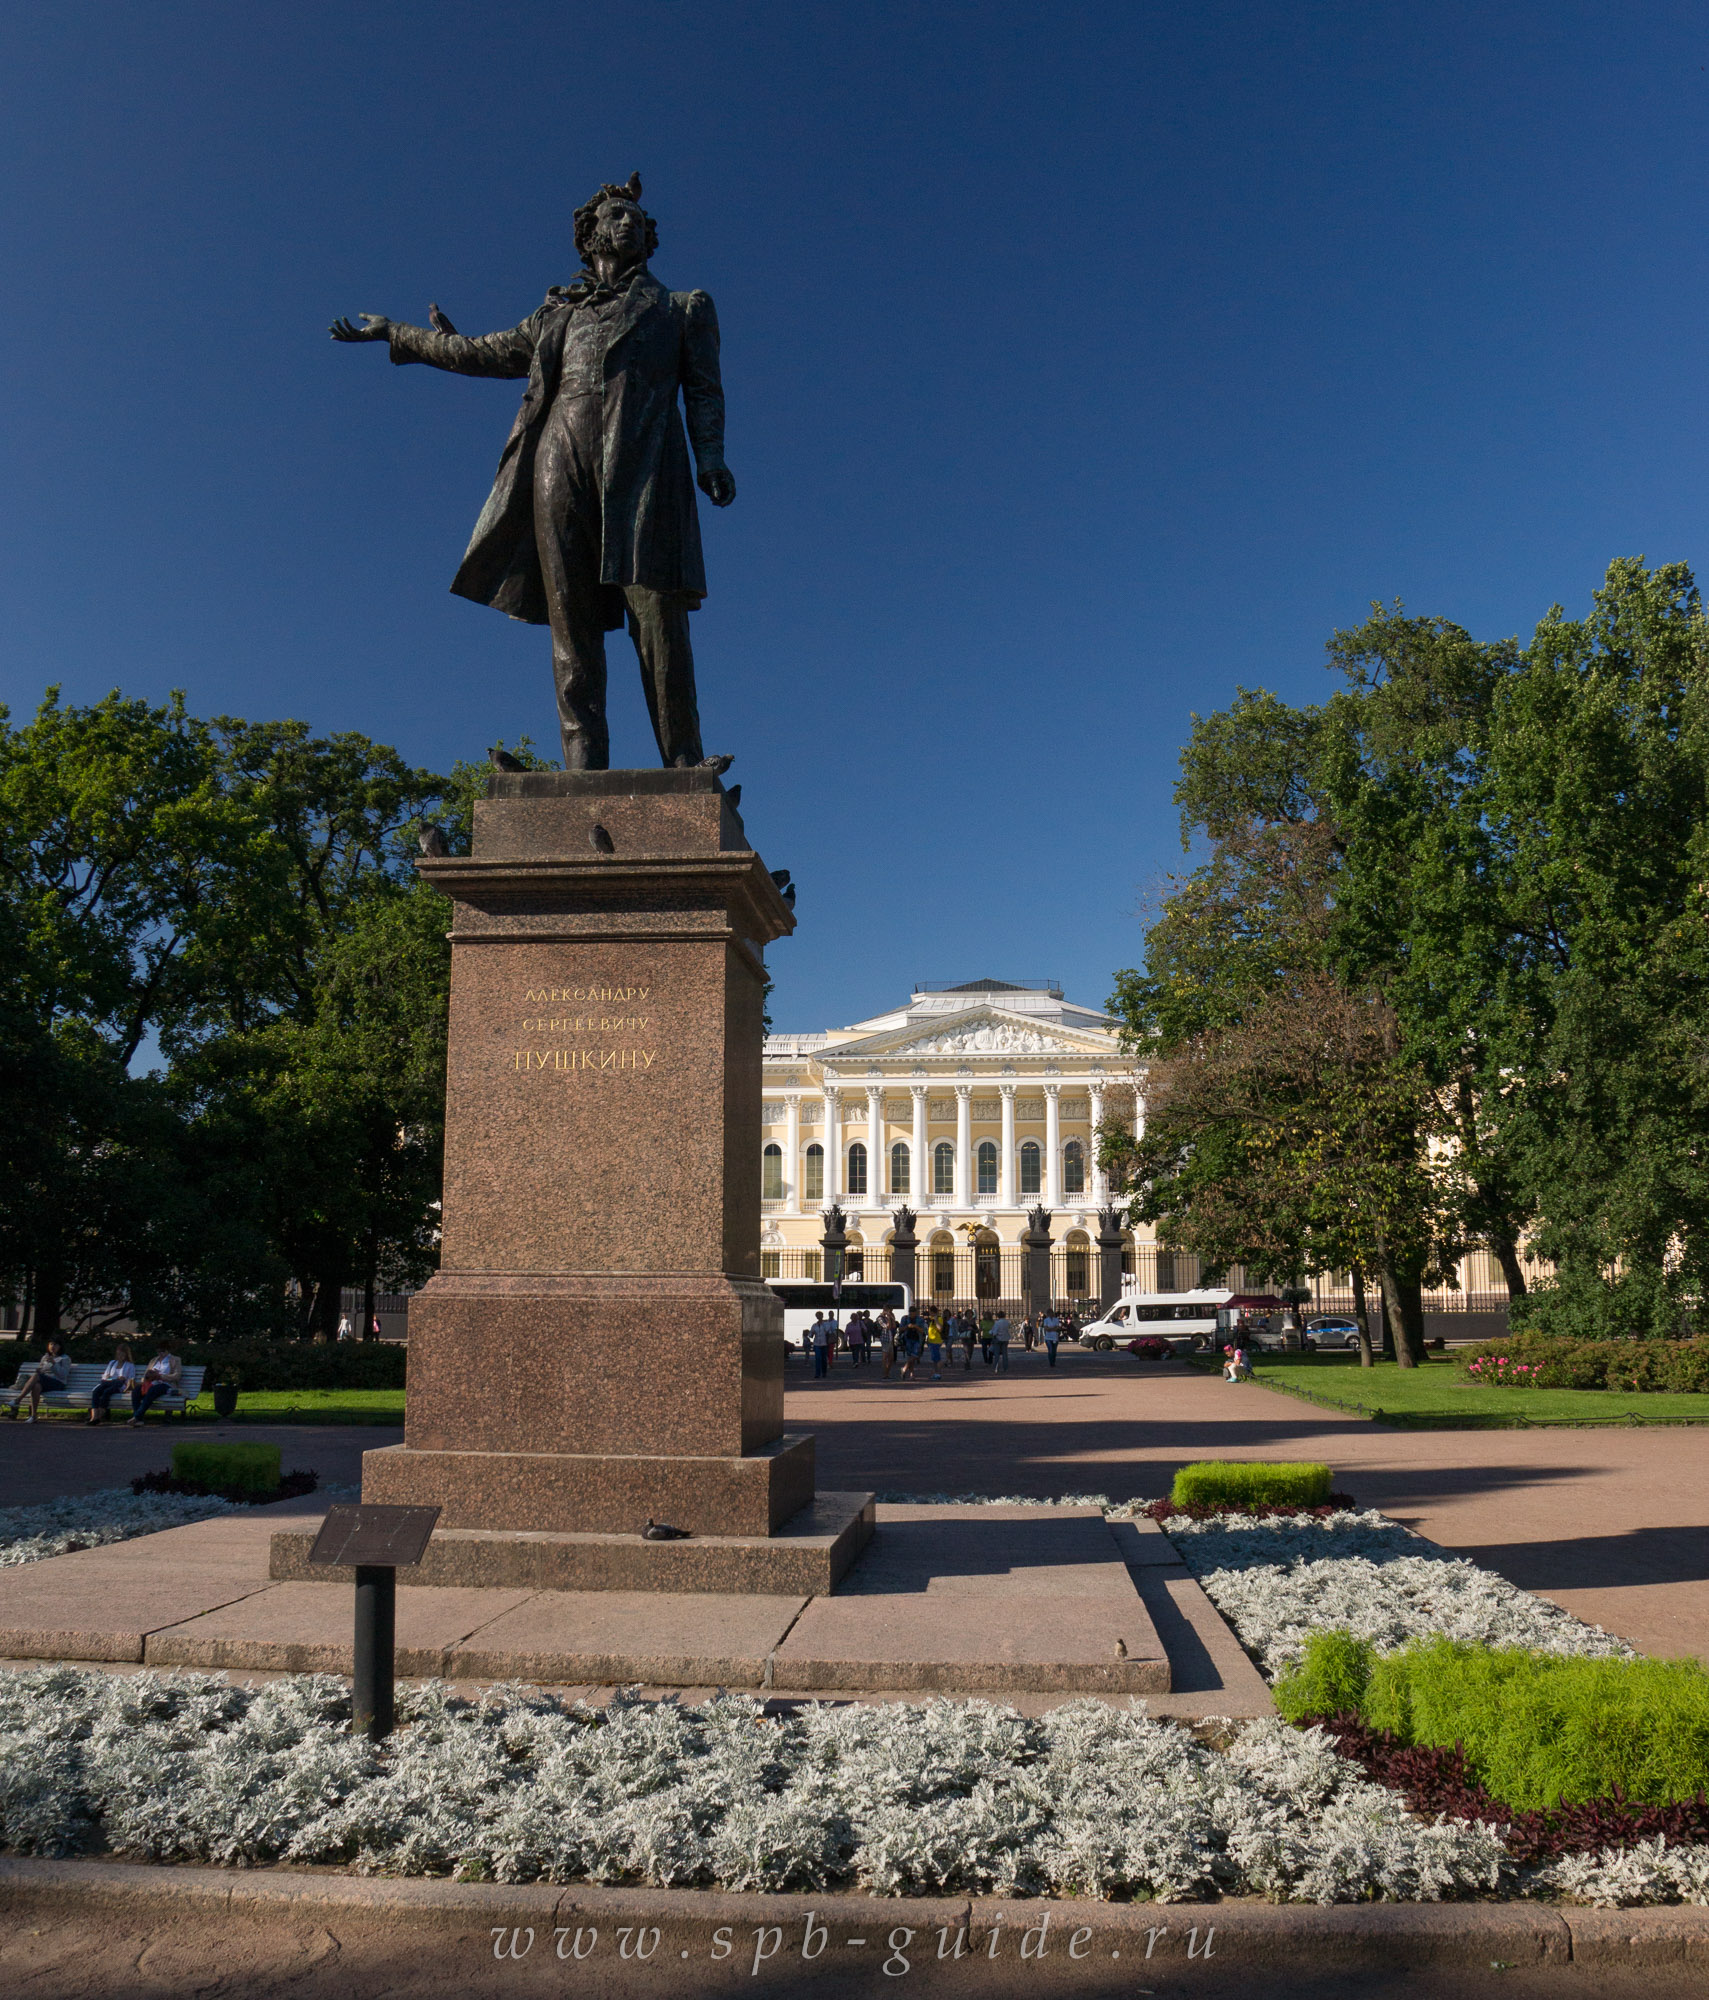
[524,986,649,1002]
[521,1016,651,1032]
[509,1048,657,1072]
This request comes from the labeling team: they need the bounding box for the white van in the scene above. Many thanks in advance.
[1079,1289,1233,1351]
[764,1279,913,1352]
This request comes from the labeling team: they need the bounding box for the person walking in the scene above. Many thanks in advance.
[88,1343,135,1424]
[878,1311,897,1378]
[810,1313,832,1380]
[958,1310,976,1370]
[900,1313,922,1381]
[1022,1314,1036,1352]
[925,1316,946,1380]
[989,1311,1013,1374]
[979,1312,995,1366]
[1041,1311,1061,1369]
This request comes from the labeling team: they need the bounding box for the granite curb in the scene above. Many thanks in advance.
[4,1857,1708,1989]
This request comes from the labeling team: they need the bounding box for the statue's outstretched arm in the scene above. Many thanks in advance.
[330,309,537,380]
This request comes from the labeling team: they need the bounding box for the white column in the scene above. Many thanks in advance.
[1044,1082,1061,1208]
[784,1093,802,1215]
[866,1084,883,1207]
[954,1084,972,1207]
[911,1085,928,1205]
[999,1083,1016,1209]
[1089,1082,1106,1202]
[824,1087,842,1202]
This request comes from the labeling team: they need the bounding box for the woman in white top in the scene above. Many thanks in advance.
[88,1343,135,1425]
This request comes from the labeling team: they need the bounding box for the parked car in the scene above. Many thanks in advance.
[1305,1315,1365,1351]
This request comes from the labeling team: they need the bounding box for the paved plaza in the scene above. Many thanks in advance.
[0,1347,1703,1669]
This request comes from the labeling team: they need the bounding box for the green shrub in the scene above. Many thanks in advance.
[1509,1266,1693,1343]
[1308,1633,1709,1810]
[171,1441,282,1496]
[1170,1460,1332,1510]
[1274,1631,1377,1723]
[1456,1333,1709,1393]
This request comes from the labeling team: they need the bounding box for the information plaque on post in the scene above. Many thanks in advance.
[309,1503,440,1740]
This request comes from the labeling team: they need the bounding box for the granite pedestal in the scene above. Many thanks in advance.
[319,770,861,1584]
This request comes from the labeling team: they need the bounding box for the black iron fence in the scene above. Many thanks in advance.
[757,1240,1544,1316]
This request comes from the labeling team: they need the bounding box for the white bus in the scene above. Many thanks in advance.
[764,1279,912,1351]
[1080,1289,1234,1350]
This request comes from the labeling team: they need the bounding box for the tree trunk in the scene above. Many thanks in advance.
[32,1259,62,1347]
[1491,1233,1528,1300]
[361,1235,378,1343]
[1375,1252,1428,1368]
[1351,1266,1374,1367]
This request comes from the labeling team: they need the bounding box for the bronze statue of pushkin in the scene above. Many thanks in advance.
[333,173,734,772]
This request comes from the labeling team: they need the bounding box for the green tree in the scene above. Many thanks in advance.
[0,690,255,1336]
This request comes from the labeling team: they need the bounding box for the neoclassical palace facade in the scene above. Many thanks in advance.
[760,978,1148,1308]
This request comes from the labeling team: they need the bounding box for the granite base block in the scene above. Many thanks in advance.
[360,1433,815,1537]
[271,1492,875,1597]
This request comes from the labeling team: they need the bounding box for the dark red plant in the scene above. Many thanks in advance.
[1141,1494,1358,1523]
[1308,1713,1709,1863]
[130,1468,320,1506]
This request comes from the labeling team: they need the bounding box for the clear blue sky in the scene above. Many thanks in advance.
[3,1,1705,1032]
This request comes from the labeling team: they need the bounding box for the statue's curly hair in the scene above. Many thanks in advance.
[573,171,658,267]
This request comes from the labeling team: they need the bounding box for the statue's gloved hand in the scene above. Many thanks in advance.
[329,313,392,343]
[697,464,737,507]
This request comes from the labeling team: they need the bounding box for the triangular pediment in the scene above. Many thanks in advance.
[827,1005,1120,1062]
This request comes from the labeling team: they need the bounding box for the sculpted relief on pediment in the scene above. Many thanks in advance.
[894,1025,1041,1055]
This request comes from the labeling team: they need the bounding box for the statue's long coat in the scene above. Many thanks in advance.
[387,269,724,625]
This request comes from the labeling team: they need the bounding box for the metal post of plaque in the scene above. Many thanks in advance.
[308,1503,441,1740]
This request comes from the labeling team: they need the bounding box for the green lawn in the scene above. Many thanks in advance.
[1200,1350,1709,1427]
[184,1388,405,1424]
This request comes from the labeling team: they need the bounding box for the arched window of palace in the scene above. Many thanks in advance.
[1062,1140,1086,1194]
[890,1141,910,1195]
[933,1141,955,1194]
[1019,1140,1041,1195]
[803,1143,824,1201]
[847,1141,868,1196]
[761,1143,783,1201]
[976,1140,998,1196]
[844,1229,865,1279]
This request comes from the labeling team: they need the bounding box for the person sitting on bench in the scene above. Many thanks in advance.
[128,1343,183,1423]
[1222,1342,1253,1382]
[88,1343,136,1425]
[11,1338,70,1421]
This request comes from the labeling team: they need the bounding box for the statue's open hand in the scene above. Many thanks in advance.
[698,465,737,507]
[329,313,392,343]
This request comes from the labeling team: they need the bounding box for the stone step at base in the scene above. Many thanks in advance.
[268,1491,874,1597]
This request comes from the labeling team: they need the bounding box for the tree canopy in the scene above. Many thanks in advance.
[1105,558,1709,1355]
[0,689,474,1341]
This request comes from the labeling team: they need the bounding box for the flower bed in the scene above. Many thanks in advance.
[0,1488,241,1569]
[1162,1508,1631,1678]
[1457,1335,1709,1393]
[0,1667,1508,1903]
[0,1480,355,1569]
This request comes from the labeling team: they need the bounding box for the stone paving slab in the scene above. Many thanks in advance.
[444,1589,810,1687]
[145,1582,538,1675]
[0,1544,275,1664]
[773,1505,1170,1692]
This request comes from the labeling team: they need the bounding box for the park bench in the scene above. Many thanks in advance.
[1,1361,207,1420]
